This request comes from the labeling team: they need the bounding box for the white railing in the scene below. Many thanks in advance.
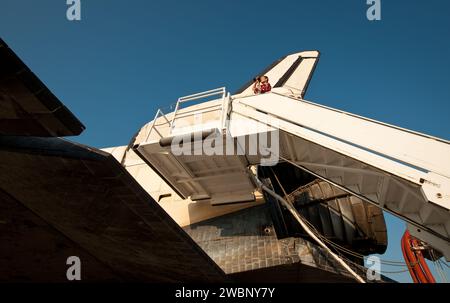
[170,87,229,135]
[145,108,171,141]
[145,87,231,142]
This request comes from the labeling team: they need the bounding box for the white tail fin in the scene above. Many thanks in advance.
[234,50,320,98]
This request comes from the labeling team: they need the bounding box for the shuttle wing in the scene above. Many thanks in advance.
[0,136,226,282]
[0,39,225,282]
[0,38,85,136]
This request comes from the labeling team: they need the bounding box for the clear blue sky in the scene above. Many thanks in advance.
[1,0,449,282]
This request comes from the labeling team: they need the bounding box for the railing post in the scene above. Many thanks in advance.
[221,92,231,131]
[146,108,171,141]
[169,99,181,135]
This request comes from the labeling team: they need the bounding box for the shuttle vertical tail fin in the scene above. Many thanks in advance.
[234,50,320,98]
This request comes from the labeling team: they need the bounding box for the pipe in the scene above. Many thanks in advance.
[159,128,218,147]
[412,237,436,283]
[402,231,419,283]
[401,230,436,283]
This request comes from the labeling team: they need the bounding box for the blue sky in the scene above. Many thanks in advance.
[1,0,449,282]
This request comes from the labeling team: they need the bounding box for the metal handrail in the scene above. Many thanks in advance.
[145,87,231,142]
[178,87,226,102]
[145,108,171,141]
[170,87,227,135]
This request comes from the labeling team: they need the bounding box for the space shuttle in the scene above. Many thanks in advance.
[1,38,449,282]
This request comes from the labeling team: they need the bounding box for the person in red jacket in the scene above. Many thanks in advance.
[252,77,261,94]
[259,75,271,94]
[252,75,271,94]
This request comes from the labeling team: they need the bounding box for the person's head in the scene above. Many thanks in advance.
[260,76,269,83]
